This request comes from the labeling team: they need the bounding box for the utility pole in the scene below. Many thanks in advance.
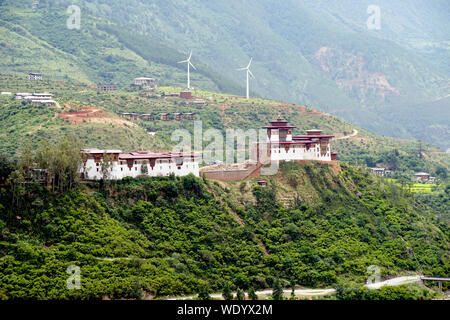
[418,141,423,159]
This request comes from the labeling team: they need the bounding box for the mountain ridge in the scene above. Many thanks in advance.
[0,0,448,149]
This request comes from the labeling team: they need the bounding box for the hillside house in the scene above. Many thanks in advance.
[130,113,139,120]
[134,77,155,88]
[415,172,430,182]
[16,93,55,105]
[15,93,32,100]
[191,99,206,105]
[97,84,118,91]
[184,113,195,120]
[28,73,43,80]
[140,114,154,121]
[257,180,268,187]
[81,149,200,180]
[31,100,56,106]
[180,91,192,99]
[173,113,182,121]
[159,113,171,121]
[118,112,137,120]
[162,93,179,98]
[140,89,155,97]
[31,93,53,100]
[370,167,386,177]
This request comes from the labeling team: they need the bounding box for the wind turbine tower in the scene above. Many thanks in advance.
[178,51,196,90]
[238,58,254,99]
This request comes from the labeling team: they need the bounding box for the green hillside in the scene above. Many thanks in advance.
[0,160,448,299]
[1,0,448,149]
[0,0,242,94]
[0,75,448,177]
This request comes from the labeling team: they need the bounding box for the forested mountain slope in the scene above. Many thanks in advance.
[0,162,448,299]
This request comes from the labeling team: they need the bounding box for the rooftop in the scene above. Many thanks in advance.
[82,148,122,154]
[82,149,199,159]
[262,125,296,129]
[119,152,200,160]
[293,134,334,139]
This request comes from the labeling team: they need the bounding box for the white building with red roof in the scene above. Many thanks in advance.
[80,149,200,180]
[257,118,334,162]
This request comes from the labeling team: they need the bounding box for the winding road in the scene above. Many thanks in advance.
[166,275,422,300]
[336,129,358,140]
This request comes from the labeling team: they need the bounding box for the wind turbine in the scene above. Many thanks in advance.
[238,58,254,99]
[178,51,196,90]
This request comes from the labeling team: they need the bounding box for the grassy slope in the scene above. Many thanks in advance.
[0,76,448,174]
[0,77,170,155]
[0,0,240,93]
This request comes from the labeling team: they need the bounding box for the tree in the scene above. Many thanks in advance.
[290,278,296,300]
[248,287,258,300]
[17,141,34,181]
[272,278,284,300]
[236,288,245,300]
[130,278,143,300]
[34,135,82,191]
[7,169,26,208]
[198,285,211,300]
[100,152,115,188]
[222,282,233,300]
[435,167,447,179]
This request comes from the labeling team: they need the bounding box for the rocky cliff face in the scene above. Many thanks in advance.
[313,47,399,106]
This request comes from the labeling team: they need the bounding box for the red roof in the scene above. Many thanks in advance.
[263,118,296,129]
[269,119,289,124]
[270,141,317,145]
[262,126,296,129]
[293,134,334,139]
[119,152,200,160]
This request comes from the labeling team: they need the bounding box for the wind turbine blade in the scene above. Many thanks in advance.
[248,69,255,79]
[178,60,188,64]
[188,51,193,61]
[189,61,197,70]
[237,67,247,71]
[247,57,253,69]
